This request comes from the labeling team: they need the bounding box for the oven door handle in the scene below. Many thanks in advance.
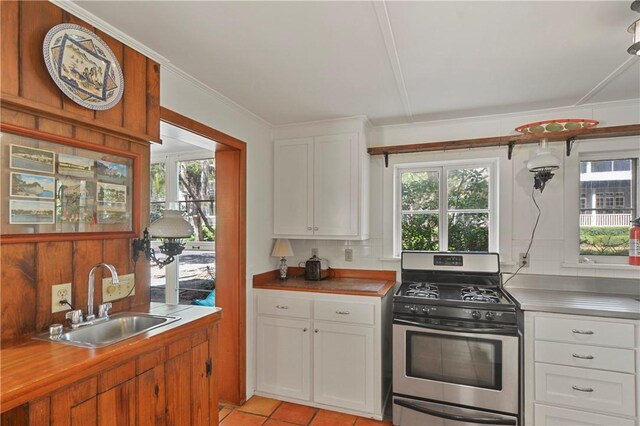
[395,399,516,425]
[393,318,517,335]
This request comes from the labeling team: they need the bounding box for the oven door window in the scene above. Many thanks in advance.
[406,331,502,390]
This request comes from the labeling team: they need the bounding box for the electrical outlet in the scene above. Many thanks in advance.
[311,248,319,257]
[102,273,135,302]
[52,283,72,313]
[345,248,353,262]
[519,253,530,268]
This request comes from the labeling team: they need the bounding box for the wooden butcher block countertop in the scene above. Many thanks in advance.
[0,303,222,412]
[253,268,397,297]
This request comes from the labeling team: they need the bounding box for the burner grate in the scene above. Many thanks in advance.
[460,286,500,303]
[405,282,440,299]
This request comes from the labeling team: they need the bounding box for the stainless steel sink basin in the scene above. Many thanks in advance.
[35,313,180,348]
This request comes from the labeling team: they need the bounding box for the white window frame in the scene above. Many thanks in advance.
[573,148,639,265]
[393,159,498,257]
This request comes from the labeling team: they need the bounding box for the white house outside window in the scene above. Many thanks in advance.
[579,153,638,258]
[395,161,497,256]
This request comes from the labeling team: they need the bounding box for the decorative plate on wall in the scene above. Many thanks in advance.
[515,118,599,134]
[43,24,124,110]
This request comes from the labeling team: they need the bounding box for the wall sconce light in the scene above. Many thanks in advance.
[271,239,294,279]
[132,210,194,268]
[527,139,561,192]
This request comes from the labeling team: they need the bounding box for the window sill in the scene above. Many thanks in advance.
[561,262,640,271]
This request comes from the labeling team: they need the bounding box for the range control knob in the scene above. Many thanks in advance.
[409,305,418,313]
[421,307,430,314]
[471,310,482,320]
[485,312,495,321]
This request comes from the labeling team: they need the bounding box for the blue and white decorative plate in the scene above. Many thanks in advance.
[43,24,124,110]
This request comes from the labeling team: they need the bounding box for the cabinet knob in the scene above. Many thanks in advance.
[303,328,308,332]
[314,227,319,231]
[314,329,319,333]
[307,227,312,231]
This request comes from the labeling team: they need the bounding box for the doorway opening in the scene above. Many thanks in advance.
[150,129,217,306]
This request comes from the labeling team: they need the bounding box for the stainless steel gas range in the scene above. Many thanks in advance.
[392,252,520,426]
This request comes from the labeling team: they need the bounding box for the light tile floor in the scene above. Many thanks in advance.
[220,396,392,426]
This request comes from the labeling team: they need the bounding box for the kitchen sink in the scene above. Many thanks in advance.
[35,313,181,348]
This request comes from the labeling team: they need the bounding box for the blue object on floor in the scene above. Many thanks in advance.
[193,289,215,306]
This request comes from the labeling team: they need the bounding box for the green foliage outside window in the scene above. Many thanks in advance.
[401,167,490,252]
[579,226,629,255]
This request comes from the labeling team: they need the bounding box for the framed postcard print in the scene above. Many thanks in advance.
[1,124,140,243]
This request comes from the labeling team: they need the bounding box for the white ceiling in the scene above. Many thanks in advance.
[72,1,639,127]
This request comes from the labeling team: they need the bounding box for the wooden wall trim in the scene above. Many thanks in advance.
[160,107,246,151]
[1,94,157,145]
[160,108,247,405]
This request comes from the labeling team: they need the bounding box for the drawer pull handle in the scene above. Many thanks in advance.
[336,310,350,315]
[572,353,594,360]
[571,329,594,335]
[276,305,289,310]
[572,385,594,393]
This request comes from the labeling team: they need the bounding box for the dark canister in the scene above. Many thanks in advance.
[302,255,329,280]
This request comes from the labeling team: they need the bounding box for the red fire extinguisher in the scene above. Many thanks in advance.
[631,217,640,266]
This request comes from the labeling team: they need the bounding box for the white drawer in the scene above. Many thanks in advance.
[535,363,636,417]
[534,403,635,426]
[257,294,311,319]
[535,316,635,348]
[535,341,635,373]
[314,300,374,325]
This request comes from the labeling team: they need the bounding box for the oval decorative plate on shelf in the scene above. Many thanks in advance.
[43,24,124,110]
[516,119,599,134]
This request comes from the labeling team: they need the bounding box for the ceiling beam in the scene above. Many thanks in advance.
[372,1,413,121]
[367,123,640,156]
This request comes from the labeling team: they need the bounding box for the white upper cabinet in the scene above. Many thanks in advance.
[273,128,369,239]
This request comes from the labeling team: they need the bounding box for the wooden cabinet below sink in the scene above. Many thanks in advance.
[1,306,220,426]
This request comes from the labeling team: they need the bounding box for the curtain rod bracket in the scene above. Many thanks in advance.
[566,137,576,157]
[507,141,515,160]
[384,152,389,168]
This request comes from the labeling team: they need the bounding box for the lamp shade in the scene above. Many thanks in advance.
[527,139,561,172]
[271,239,294,257]
[148,210,194,238]
[527,150,561,172]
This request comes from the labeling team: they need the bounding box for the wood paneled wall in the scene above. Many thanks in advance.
[0,1,159,342]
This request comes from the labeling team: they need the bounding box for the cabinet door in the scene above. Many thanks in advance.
[274,137,314,236]
[313,133,359,237]
[165,339,193,426]
[98,378,136,426]
[313,321,374,413]
[137,364,165,426]
[50,377,99,426]
[257,316,312,400]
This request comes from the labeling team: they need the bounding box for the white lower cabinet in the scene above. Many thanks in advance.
[524,311,639,426]
[313,321,374,413]
[255,289,392,420]
[257,316,312,400]
[534,404,636,426]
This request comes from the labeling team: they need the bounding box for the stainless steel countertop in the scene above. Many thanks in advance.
[506,288,640,320]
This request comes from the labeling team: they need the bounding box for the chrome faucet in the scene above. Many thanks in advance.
[87,263,120,321]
